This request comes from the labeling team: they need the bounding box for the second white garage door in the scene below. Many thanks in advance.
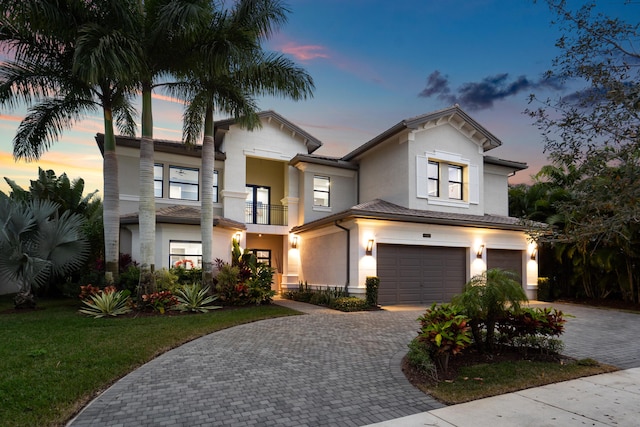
[377,244,467,305]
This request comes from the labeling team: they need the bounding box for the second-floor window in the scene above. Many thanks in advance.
[169,166,199,201]
[313,175,330,207]
[428,161,439,197]
[448,165,463,200]
[154,164,163,198]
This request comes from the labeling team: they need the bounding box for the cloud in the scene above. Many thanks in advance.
[419,71,565,110]
[279,42,330,61]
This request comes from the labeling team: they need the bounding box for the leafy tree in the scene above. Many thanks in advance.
[0,0,143,284]
[527,1,640,302]
[452,268,527,353]
[0,195,89,307]
[167,0,314,286]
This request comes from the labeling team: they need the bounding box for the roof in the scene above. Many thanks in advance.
[290,199,534,233]
[121,205,246,229]
[289,153,358,170]
[215,110,322,154]
[484,156,528,171]
[342,105,503,161]
[95,134,227,161]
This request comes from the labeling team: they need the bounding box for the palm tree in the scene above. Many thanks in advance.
[167,0,314,285]
[0,0,143,283]
[134,0,212,294]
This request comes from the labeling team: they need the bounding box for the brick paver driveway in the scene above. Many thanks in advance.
[68,299,640,426]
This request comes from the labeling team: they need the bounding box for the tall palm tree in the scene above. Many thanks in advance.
[134,0,212,293]
[167,0,314,285]
[0,0,143,283]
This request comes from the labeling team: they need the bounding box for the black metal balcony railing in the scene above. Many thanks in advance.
[245,202,288,225]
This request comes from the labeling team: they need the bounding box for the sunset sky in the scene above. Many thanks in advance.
[0,0,633,196]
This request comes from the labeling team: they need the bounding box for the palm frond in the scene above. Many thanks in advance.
[13,96,97,161]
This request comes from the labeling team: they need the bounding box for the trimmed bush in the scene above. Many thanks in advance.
[330,296,370,312]
[365,276,380,307]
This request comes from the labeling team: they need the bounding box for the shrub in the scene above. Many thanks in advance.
[172,265,202,286]
[407,337,438,381]
[365,276,380,307]
[452,268,528,353]
[418,303,472,371]
[154,268,179,293]
[140,291,179,314]
[214,263,244,305]
[246,263,276,305]
[174,285,221,313]
[329,296,370,312]
[79,289,131,318]
[117,265,140,294]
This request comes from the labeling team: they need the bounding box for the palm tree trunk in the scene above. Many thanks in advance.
[201,106,215,287]
[138,84,156,294]
[102,107,120,284]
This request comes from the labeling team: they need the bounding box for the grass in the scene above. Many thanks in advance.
[419,357,617,404]
[0,295,300,427]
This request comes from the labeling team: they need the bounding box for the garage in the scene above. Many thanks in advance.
[487,249,523,284]
[377,244,467,305]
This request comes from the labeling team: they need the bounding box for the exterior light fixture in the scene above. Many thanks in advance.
[531,246,538,260]
[476,244,485,259]
[365,239,374,256]
[234,232,242,242]
[291,235,298,249]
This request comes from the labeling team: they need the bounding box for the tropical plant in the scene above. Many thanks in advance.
[0,0,143,284]
[79,288,132,318]
[452,268,528,353]
[140,290,179,314]
[0,195,89,307]
[174,284,221,313]
[246,262,276,305]
[417,303,472,371]
[365,276,380,307]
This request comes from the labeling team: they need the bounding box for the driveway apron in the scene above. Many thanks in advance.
[68,300,640,426]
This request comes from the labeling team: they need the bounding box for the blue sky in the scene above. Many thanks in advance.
[0,0,634,194]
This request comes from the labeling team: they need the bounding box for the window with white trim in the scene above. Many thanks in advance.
[416,152,478,206]
[169,166,199,201]
[169,241,202,269]
[213,170,219,203]
[313,175,330,207]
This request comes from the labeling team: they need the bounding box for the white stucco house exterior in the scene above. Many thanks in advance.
[108,105,537,305]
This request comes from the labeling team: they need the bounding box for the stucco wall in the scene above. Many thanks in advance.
[358,135,410,206]
[298,164,357,223]
[298,229,348,289]
[483,164,510,217]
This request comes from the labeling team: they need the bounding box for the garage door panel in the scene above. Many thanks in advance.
[487,249,523,283]
[377,244,466,305]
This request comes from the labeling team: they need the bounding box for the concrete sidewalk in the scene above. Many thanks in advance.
[367,368,640,427]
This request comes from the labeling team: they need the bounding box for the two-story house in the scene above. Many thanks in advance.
[107,105,537,305]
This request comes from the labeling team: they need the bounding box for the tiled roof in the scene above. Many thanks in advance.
[291,199,536,233]
[121,205,246,230]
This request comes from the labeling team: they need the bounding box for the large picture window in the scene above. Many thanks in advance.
[154,164,163,198]
[313,175,330,207]
[448,165,463,200]
[169,241,202,269]
[169,166,199,201]
[428,161,439,197]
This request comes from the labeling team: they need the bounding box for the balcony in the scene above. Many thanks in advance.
[245,202,288,226]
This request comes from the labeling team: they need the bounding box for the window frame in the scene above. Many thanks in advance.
[169,166,199,201]
[213,170,219,203]
[313,175,330,207]
[169,240,202,269]
[154,163,164,198]
[448,164,463,200]
[427,160,440,197]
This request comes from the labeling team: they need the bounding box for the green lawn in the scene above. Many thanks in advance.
[0,296,300,427]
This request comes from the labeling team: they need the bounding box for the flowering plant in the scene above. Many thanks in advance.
[141,290,179,314]
[174,259,194,269]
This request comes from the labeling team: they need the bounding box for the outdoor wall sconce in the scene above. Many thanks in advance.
[476,244,485,259]
[530,246,538,260]
[365,239,375,256]
[234,232,242,242]
[291,236,298,249]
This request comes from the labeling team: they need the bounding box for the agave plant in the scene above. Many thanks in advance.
[0,195,89,307]
[174,284,221,313]
[79,289,131,318]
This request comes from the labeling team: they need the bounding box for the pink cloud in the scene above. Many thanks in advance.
[279,42,330,61]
